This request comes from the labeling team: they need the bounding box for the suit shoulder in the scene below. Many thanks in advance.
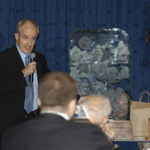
[34,50,44,56]
[69,120,102,132]
[0,45,16,56]
[68,121,113,149]
[33,50,47,59]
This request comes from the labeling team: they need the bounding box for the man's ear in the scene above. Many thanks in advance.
[69,99,76,110]
[68,99,77,118]
[15,33,18,41]
[101,116,109,125]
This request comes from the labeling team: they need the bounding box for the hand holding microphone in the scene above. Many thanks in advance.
[22,52,36,81]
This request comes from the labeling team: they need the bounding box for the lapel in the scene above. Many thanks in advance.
[12,46,25,71]
[33,51,41,81]
[33,51,46,81]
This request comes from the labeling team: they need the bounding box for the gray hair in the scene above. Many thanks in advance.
[16,19,39,35]
[82,94,111,123]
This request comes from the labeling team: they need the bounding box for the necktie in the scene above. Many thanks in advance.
[24,55,34,114]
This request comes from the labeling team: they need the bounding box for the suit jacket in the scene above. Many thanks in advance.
[1,113,113,150]
[0,45,50,137]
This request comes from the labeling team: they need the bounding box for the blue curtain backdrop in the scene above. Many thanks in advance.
[0,0,150,101]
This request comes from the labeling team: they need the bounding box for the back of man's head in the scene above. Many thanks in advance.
[83,95,111,124]
[38,72,78,111]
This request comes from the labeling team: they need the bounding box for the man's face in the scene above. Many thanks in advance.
[15,22,38,54]
[114,94,129,119]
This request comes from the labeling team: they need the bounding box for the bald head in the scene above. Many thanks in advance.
[16,19,39,35]
[83,95,111,124]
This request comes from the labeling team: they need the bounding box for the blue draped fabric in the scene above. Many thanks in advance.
[0,0,150,101]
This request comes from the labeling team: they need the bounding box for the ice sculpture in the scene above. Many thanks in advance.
[69,28,130,115]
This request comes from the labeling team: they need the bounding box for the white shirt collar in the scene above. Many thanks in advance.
[16,44,31,66]
[41,110,70,120]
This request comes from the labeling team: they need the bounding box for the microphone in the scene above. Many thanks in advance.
[29,52,36,83]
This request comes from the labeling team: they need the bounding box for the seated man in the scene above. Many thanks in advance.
[81,95,115,139]
[1,72,113,150]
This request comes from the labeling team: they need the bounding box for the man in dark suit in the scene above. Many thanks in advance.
[0,19,50,140]
[1,72,113,150]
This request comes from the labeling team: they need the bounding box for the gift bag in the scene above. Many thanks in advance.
[130,90,150,137]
